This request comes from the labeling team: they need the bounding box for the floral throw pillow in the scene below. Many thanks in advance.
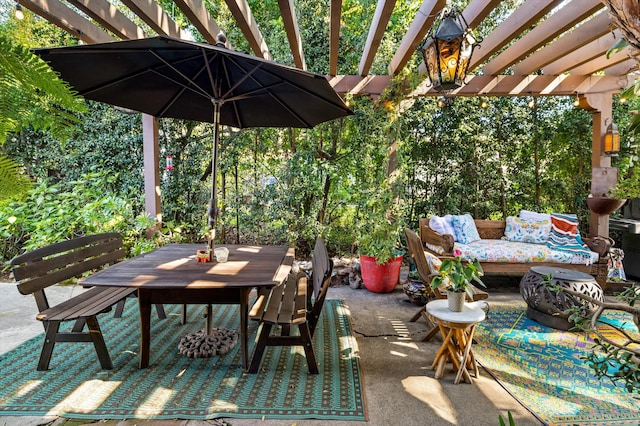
[503,216,551,244]
[451,214,481,244]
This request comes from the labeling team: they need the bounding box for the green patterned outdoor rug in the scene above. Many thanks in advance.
[0,300,366,421]
[474,305,639,425]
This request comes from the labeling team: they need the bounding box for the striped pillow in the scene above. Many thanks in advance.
[547,213,592,259]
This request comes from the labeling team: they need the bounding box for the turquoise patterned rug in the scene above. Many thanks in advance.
[474,306,640,425]
[0,300,366,421]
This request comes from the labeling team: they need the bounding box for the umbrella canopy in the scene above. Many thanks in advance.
[33,36,353,128]
[33,36,353,245]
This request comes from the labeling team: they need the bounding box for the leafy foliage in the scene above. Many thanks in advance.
[430,251,485,298]
[0,155,32,199]
[543,275,640,395]
[0,170,179,267]
[0,32,85,143]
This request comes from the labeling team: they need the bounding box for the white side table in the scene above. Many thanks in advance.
[426,299,487,384]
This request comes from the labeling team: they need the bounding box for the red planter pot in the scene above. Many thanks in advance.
[360,254,403,293]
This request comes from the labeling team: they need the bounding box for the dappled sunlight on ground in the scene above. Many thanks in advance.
[402,376,458,424]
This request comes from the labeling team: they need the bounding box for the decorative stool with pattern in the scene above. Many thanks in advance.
[520,266,603,330]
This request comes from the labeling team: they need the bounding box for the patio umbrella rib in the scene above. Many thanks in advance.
[150,49,216,99]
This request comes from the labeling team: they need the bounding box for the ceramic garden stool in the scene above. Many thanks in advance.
[425,299,486,384]
[520,266,604,331]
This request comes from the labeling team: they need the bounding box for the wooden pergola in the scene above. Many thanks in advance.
[18,0,638,236]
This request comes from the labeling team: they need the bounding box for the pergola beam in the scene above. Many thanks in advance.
[570,45,639,76]
[20,0,113,43]
[388,0,445,76]
[224,0,271,59]
[409,75,625,97]
[173,0,223,45]
[278,0,305,69]
[542,30,621,75]
[329,75,392,97]
[120,0,182,38]
[66,0,146,40]
[513,11,612,75]
[481,0,603,76]
[469,0,563,71]
[461,0,502,28]
[329,0,342,76]
[358,0,396,76]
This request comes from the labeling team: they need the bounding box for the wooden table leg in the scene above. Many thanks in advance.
[240,288,249,370]
[454,325,477,384]
[137,289,152,369]
[432,326,453,376]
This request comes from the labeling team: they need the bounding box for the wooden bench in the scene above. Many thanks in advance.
[10,233,138,371]
[248,237,333,374]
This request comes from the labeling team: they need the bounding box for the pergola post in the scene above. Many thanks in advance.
[142,113,162,235]
[581,93,617,238]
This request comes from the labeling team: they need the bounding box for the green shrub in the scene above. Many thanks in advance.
[0,171,162,269]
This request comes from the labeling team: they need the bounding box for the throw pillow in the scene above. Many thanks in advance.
[503,216,551,244]
[429,215,456,237]
[547,213,593,259]
[451,214,481,244]
[519,209,551,222]
[424,251,442,275]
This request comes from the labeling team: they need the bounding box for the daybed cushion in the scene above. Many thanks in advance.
[455,239,599,265]
[451,214,481,244]
[429,215,456,238]
[503,216,551,244]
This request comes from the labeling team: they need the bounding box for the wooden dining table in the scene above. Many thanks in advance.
[82,244,294,369]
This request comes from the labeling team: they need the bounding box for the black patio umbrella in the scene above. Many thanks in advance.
[33,35,353,247]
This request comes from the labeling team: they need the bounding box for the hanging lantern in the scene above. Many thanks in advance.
[603,119,620,156]
[419,7,477,93]
[165,155,174,171]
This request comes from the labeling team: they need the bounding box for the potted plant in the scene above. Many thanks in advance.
[403,269,429,305]
[588,167,640,215]
[358,218,404,293]
[430,249,485,312]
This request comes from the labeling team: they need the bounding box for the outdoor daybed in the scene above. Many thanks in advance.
[419,212,609,286]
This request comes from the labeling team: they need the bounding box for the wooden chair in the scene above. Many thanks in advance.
[404,228,489,341]
[248,237,333,373]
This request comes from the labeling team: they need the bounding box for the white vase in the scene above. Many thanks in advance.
[447,290,466,312]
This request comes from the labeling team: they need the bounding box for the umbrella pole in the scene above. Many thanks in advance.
[208,101,221,253]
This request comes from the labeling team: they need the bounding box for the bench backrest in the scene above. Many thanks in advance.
[307,237,333,336]
[10,233,125,312]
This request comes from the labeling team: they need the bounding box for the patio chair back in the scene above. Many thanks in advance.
[307,237,333,336]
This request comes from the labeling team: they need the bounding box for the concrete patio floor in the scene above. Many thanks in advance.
[1,276,547,426]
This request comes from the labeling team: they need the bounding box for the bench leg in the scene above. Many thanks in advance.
[281,324,291,336]
[114,298,126,318]
[299,322,318,374]
[38,321,61,371]
[181,304,188,325]
[72,318,86,332]
[155,304,167,320]
[85,315,113,370]
[248,323,273,373]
